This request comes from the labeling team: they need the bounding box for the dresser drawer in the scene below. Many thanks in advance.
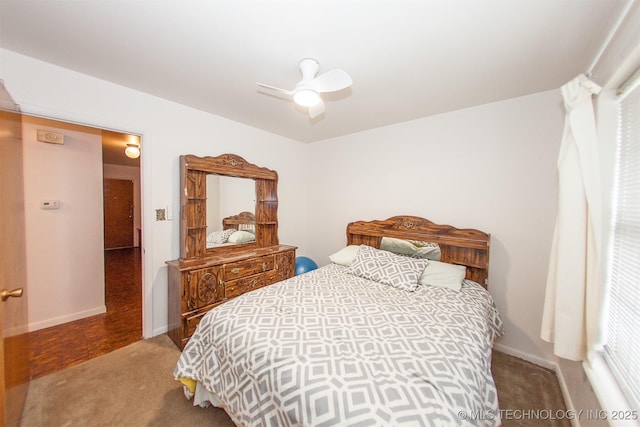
[185,311,208,338]
[184,302,225,338]
[224,256,274,281]
[225,273,265,298]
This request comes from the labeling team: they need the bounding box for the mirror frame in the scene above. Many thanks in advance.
[179,153,279,260]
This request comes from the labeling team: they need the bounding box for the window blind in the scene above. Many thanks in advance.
[604,75,640,412]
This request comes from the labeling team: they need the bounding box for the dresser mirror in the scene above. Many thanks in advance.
[180,153,280,260]
[206,174,255,247]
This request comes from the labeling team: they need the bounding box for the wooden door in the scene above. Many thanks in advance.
[103,179,134,249]
[0,83,30,426]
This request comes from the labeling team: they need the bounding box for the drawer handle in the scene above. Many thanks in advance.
[262,262,266,271]
[231,267,240,274]
[249,279,258,287]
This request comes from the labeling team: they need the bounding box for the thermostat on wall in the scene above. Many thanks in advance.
[41,200,60,210]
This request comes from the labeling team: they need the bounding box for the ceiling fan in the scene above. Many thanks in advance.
[256,58,352,118]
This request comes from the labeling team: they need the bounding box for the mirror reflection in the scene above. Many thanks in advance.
[379,237,441,260]
[205,174,256,248]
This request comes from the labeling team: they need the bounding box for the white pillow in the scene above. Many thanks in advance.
[328,245,361,266]
[227,230,256,244]
[418,261,466,291]
[206,228,235,244]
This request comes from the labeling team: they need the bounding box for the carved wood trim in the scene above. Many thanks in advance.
[183,153,277,181]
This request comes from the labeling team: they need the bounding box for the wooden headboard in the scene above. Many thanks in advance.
[346,215,491,287]
[222,211,255,231]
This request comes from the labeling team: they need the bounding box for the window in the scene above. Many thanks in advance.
[604,71,640,412]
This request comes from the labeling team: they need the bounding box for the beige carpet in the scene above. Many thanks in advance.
[492,351,571,427]
[20,335,569,427]
[19,335,234,427]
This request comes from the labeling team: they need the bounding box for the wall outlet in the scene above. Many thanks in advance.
[155,209,166,221]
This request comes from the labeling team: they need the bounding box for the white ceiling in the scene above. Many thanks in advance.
[0,0,624,143]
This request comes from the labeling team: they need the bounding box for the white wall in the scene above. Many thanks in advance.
[2,47,563,360]
[0,49,309,338]
[103,163,142,247]
[306,90,564,362]
[22,116,106,330]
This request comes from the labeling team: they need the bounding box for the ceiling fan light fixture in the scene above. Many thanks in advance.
[125,143,140,159]
[256,58,352,117]
[293,88,321,107]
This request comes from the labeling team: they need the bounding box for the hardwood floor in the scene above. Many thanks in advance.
[27,247,142,379]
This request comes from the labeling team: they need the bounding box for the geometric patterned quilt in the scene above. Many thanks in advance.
[174,263,504,426]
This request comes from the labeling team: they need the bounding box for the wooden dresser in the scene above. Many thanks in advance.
[167,245,296,349]
[167,153,296,349]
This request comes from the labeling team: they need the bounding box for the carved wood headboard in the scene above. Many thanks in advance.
[346,215,491,287]
[222,211,256,231]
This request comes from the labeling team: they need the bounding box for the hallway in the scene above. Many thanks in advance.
[27,248,142,379]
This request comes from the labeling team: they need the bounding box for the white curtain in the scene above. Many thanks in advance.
[541,74,603,361]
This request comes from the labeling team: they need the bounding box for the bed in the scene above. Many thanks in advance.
[206,211,256,248]
[175,215,504,426]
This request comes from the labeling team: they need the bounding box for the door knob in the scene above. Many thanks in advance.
[1,288,23,302]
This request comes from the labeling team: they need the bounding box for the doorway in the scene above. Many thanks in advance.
[23,118,143,378]
[100,130,142,343]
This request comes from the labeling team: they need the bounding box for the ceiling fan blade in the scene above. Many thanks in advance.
[310,69,352,93]
[256,82,293,96]
[308,99,325,118]
[299,58,320,82]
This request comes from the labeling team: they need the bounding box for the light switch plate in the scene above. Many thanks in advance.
[41,200,60,209]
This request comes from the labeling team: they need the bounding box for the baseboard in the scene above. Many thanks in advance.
[27,305,107,332]
[152,325,168,338]
[493,343,557,370]
[555,366,579,427]
[493,343,579,427]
